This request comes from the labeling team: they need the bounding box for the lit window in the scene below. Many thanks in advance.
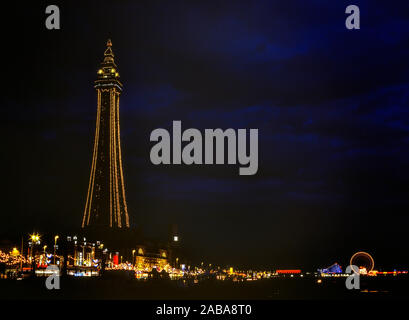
[173,236,178,242]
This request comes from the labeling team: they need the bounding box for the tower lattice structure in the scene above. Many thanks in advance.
[82,39,130,229]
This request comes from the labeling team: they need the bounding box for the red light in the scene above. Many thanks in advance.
[276,269,301,274]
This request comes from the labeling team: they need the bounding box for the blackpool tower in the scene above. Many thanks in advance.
[82,39,130,229]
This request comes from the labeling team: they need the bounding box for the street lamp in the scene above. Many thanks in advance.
[29,233,41,260]
[132,249,136,267]
[54,235,59,264]
[30,233,40,243]
[43,245,47,265]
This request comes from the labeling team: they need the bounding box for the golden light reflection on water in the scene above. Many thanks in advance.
[360,289,389,293]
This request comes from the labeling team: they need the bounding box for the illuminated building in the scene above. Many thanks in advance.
[134,246,169,271]
[318,262,343,274]
[82,39,130,229]
[275,269,301,274]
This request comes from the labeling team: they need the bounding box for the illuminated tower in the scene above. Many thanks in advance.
[82,39,130,229]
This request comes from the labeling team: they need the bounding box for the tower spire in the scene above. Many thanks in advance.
[104,38,115,63]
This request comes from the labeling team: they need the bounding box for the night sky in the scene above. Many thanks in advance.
[1,1,409,270]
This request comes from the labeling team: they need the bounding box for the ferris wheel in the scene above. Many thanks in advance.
[350,251,374,274]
